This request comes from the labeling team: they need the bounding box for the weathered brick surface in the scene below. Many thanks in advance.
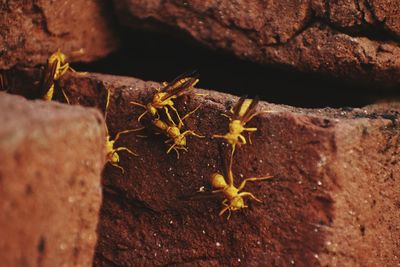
[56,72,399,266]
[114,0,400,85]
[0,0,118,68]
[0,92,105,266]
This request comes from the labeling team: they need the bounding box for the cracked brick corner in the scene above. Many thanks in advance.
[0,0,119,69]
[113,0,400,85]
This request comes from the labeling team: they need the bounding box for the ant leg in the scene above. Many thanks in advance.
[109,162,125,174]
[227,209,232,219]
[182,130,205,139]
[70,48,85,56]
[114,128,144,142]
[130,101,147,109]
[221,113,231,120]
[227,144,236,186]
[219,200,233,219]
[137,111,149,123]
[68,66,87,75]
[246,112,259,123]
[211,134,226,140]
[67,66,81,73]
[61,88,70,104]
[244,127,258,132]
[195,92,208,97]
[104,89,111,120]
[130,101,148,122]
[246,110,275,122]
[167,143,177,154]
[167,105,182,126]
[191,131,205,138]
[212,189,223,193]
[237,176,273,191]
[238,134,247,145]
[245,127,259,145]
[238,192,262,203]
[173,147,180,159]
[114,147,137,156]
[57,63,70,78]
[181,104,202,122]
[163,106,178,125]
[178,104,202,128]
[219,205,230,216]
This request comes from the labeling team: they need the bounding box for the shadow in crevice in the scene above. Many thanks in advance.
[73,28,399,108]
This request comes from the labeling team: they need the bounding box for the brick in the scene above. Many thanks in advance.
[0,92,105,266]
[113,0,400,85]
[58,72,400,266]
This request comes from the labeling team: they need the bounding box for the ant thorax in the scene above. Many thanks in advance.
[152,92,164,102]
[167,126,181,139]
[229,120,245,134]
[230,196,245,209]
[153,92,169,105]
[105,137,115,156]
[224,186,239,199]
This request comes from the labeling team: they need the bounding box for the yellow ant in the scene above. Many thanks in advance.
[213,96,270,164]
[104,89,142,173]
[130,72,200,126]
[211,149,273,219]
[151,104,204,158]
[40,49,85,104]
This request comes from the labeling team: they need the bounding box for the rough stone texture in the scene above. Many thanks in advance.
[0,0,118,69]
[114,0,400,85]
[0,93,105,266]
[53,72,399,266]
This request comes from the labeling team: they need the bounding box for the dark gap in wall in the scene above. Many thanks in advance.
[73,28,398,108]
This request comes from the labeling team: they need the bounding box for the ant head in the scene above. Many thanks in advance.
[174,135,187,147]
[58,51,66,62]
[211,173,227,189]
[230,196,245,210]
[147,103,157,116]
[110,152,120,163]
[48,50,64,64]
[52,49,66,62]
